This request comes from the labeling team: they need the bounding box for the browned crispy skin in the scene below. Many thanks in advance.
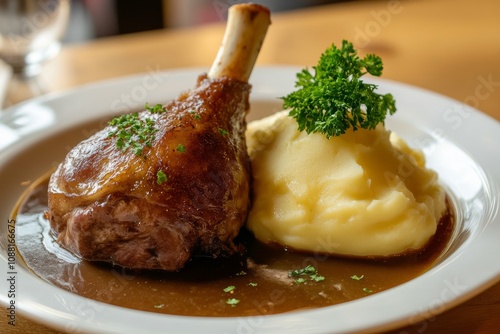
[47,74,251,271]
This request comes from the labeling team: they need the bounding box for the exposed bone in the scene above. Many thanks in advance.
[208,3,271,82]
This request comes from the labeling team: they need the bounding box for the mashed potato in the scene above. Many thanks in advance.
[246,111,446,257]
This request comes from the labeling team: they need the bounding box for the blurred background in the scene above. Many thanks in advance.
[64,0,350,43]
[0,0,354,107]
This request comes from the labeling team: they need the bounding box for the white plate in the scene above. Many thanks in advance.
[1,67,499,334]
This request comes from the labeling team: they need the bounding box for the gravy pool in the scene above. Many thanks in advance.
[13,177,453,317]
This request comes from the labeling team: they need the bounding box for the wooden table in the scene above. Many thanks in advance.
[3,0,499,332]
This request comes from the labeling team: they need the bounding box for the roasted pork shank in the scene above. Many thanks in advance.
[46,4,270,271]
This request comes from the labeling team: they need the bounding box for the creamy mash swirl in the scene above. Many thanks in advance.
[246,111,446,257]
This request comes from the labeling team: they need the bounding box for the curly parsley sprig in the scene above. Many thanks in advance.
[282,40,396,138]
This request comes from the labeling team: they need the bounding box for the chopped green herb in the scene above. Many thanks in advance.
[363,287,373,293]
[226,298,240,306]
[247,282,258,287]
[218,127,228,136]
[145,102,166,113]
[156,170,167,185]
[154,304,164,309]
[311,274,325,282]
[289,265,325,284]
[281,40,396,139]
[289,265,316,277]
[176,144,186,153]
[235,271,247,276]
[223,285,236,293]
[108,113,158,156]
[351,274,364,281]
[189,110,201,120]
[294,277,306,284]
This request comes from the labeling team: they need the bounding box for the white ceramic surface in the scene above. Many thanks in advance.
[0,67,499,334]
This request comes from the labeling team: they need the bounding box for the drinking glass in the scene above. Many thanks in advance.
[0,0,70,108]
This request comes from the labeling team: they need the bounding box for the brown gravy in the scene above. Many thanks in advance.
[14,177,454,317]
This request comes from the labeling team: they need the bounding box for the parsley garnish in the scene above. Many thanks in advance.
[145,102,167,113]
[218,127,228,136]
[223,286,236,293]
[226,298,240,306]
[351,274,364,281]
[189,110,201,120]
[363,287,373,293]
[176,144,186,152]
[247,282,258,287]
[108,103,169,156]
[156,170,167,185]
[289,265,325,284]
[282,40,396,138]
[295,277,306,284]
[108,113,157,156]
